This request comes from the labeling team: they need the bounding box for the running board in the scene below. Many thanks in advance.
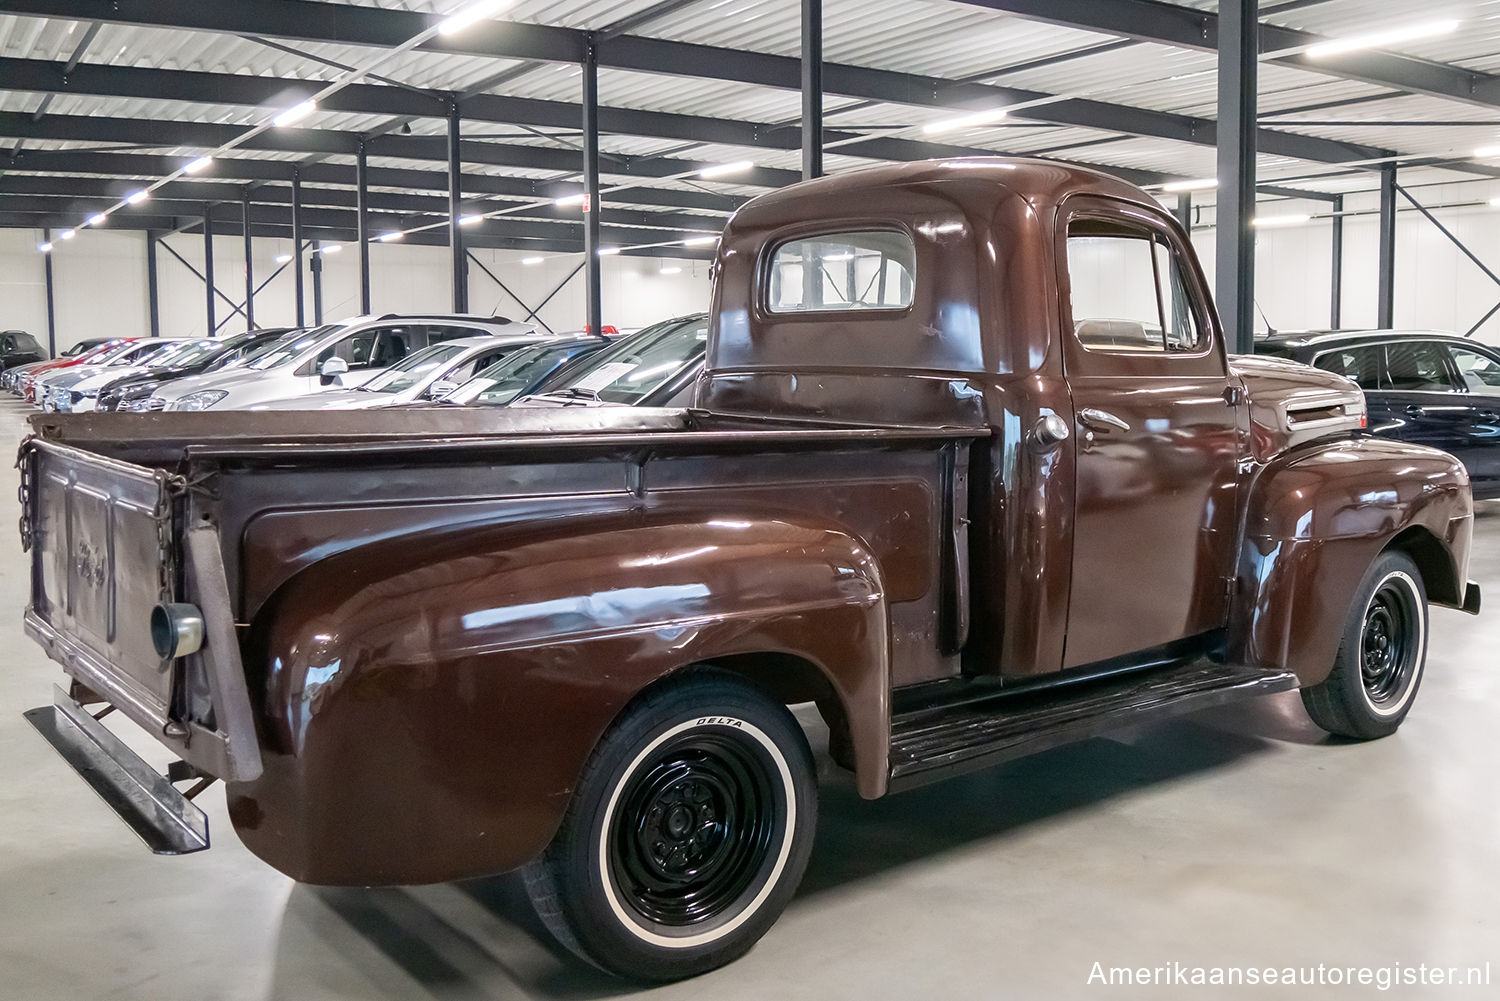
[888,661,1298,792]
[24,686,210,855]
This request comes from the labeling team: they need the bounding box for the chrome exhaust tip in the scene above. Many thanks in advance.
[151,602,204,660]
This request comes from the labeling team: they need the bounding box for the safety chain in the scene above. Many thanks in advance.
[154,470,186,605]
[15,437,34,553]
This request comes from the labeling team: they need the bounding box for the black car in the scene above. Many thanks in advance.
[516,314,709,409]
[0,330,45,369]
[432,335,613,407]
[1258,329,1500,499]
[96,327,296,412]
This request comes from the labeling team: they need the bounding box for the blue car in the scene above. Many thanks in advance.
[1258,329,1500,499]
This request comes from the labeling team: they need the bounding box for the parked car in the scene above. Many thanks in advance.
[433,335,613,407]
[97,328,297,413]
[18,159,1479,982]
[154,314,535,411]
[250,333,547,411]
[55,339,231,414]
[23,338,142,403]
[3,337,112,393]
[1258,329,1500,499]
[0,330,45,370]
[36,338,183,411]
[515,314,707,409]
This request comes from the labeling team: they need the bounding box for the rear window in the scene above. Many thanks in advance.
[765,230,915,313]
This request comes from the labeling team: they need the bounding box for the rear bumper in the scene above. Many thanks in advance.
[24,685,209,855]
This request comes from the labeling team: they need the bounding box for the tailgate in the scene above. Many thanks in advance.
[20,437,262,783]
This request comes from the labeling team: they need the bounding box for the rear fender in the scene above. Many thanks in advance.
[229,512,890,885]
[1231,437,1472,686]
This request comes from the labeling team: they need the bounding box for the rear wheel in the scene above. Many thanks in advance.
[523,670,817,981]
[1301,550,1428,739]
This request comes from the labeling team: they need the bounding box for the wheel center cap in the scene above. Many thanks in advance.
[665,805,693,839]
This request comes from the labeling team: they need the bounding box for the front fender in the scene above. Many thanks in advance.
[1231,437,1472,685]
[227,513,889,885]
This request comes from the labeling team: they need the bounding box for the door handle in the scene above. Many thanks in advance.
[1078,407,1130,433]
[1405,404,1427,417]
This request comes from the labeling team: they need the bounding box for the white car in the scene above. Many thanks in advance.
[37,338,184,411]
[250,335,549,411]
[155,314,537,411]
[54,339,224,413]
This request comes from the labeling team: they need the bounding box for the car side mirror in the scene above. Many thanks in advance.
[427,380,458,400]
[320,357,349,384]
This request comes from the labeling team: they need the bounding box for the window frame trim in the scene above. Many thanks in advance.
[757,224,918,320]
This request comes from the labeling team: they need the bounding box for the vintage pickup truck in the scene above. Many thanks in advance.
[19,159,1480,981]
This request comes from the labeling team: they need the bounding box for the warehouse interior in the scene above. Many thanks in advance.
[3,2,1500,999]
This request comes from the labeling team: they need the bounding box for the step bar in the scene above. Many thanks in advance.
[888,660,1298,793]
[24,686,210,855]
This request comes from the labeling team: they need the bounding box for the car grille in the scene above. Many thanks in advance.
[132,397,167,413]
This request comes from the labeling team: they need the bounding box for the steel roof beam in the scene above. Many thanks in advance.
[0,6,1386,168]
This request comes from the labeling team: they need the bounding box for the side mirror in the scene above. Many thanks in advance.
[319,357,349,384]
[427,380,458,400]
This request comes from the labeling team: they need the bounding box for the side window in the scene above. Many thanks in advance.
[1385,341,1459,392]
[0,336,13,352]
[1067,221,1204,353]
[766,230,915,313]
[319,330,379,369]
[1448,347,1500,396]
[1314,345,1385,389]
[425,325,478,345]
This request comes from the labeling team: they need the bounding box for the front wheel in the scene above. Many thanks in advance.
[1302,550,1428,739]
[523,669,818,981]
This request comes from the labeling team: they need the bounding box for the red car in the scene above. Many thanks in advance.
[20,339,133,403]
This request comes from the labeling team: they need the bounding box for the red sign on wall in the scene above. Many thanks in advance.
[581,193,593,213]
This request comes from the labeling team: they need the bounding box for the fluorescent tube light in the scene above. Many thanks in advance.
[459,214,484,226]
[38,242,53,253]
[126,189,149,205]
[319,244,342,254]
[184,156,213,174]
[1252,214,1310,228]
[682,235,717,246]
[554,193,587,207]
[597,247,621,256]
[273,99,317,128]
[923,107,1008,135]
[1305,19,1459,59]
[660,266,683,275]
[60,229,76,240]
[1475,144,1500,159]
[1489,197,1500,208]
[521,256,545,265]
[377,231,404,242]
[86,213,106,227]
[698,160,754,179]
[1162,177,1218,193]
[275,253,293,263]
[437,0,509,36]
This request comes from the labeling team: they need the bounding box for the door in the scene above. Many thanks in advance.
[1438,343,1500,492]
[1060,204,1241,669]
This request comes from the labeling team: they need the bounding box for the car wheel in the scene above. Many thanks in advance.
[523,668,817,981]
[1301,550,1428,739]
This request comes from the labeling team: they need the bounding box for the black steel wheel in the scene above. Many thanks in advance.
[1302,550,1428,739]
[523,668,817,981]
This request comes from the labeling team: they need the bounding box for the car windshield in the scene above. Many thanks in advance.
[449,341,602,406]
[212,330,301,371]
[249,324,339,370]
[91,341,149,364]
[546,318,707,405]
[73,342,122,363]
[152,340,219,368]
[362,342,469,394]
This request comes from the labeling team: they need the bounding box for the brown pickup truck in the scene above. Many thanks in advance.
[19,159,1480,981]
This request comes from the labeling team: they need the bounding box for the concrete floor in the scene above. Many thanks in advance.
[1,397,1497,1001]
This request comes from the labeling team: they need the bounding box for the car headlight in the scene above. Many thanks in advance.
[168,390,228,412]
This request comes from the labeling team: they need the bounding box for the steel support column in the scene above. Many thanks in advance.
[1330,194,1343,328]
[291,168,305,326]
[242,195,255,330]
[448,103,468,313]
[203,203,216,336]
[801,0,823,180]
[146,230,160,338]
[42,227,56,356]
[1215,0,1257,355]
[582,36,603,334]
[1174,192,1191,231]
[311,240,324,326]
[356,139,371,314]
[1377,164,1397,329]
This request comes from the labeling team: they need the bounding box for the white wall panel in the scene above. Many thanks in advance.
[0,228,49,343]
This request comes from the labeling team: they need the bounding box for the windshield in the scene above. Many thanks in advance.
[152,340,219,368]
[249,324,339,370]
[362,342,468,394]
[448,341,602,406]
[547,318,707,405]
[212,330,301,371]
[91,340,151,365]
[73,342,123,363]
